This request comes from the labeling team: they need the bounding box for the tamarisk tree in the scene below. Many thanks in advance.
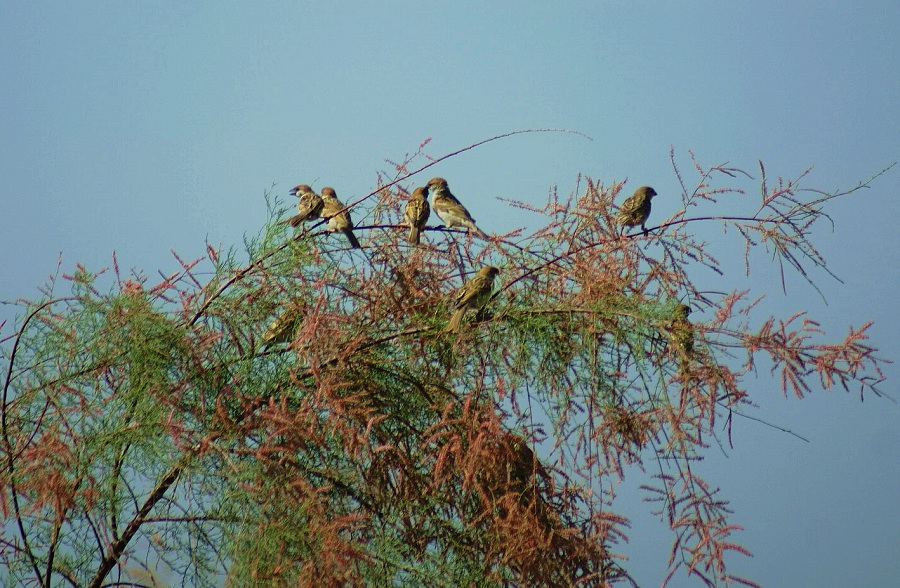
[1,135,889,587]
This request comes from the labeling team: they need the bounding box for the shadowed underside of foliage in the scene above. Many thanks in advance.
[1,134,890,587]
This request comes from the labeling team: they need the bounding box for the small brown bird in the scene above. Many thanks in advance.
[447,265,500,332]
[403,186,431,245]
[616,186,658,234]
[261,306,304,350]
[427,177,489,239]
[668,303,694,372]
[287,184,324,227]
[320,187,361,249]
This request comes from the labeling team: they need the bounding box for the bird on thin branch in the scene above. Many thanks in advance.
[428,177,490,240]
[286,184,324,227]
[404,186,431,245]
[616,186,657,235]
[321,187,362,249]
[447,266,500,332]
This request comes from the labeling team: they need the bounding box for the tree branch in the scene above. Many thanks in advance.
[86,458,188,588]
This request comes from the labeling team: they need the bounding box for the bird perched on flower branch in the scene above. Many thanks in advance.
[668,303,694,373]
[447,266,500,332]
[287,184,324,227]
[403,186,431,245]
[320,187,361,249]
[260,305,305,350]
[616,186,658,235]
[427,177,489,240]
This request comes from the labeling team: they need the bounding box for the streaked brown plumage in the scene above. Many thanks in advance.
[261,306,304,350]
[616,186,658,234]
[427,177,489,240]
[403,186,431,245]
[668,303,694,372]
[447,266,500,332]
[287,184,324,227]
[320,187,361,249]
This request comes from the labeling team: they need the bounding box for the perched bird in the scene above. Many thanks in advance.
[403,186,431,245]
[668,303,694,373]
[447,266,500,332]
[320,187,361,249]
[427,177,489,239]
[287,184,324,227]
[261,306,304,350]
[616,186,658,235]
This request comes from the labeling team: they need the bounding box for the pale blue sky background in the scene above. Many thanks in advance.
[1,2,898,586]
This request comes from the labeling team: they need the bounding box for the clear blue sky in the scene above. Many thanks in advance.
[2,2,898,586]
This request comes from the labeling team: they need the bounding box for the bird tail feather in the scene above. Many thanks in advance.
[447,308,465,332]
[470,223,489,240]
[344,230,362,249]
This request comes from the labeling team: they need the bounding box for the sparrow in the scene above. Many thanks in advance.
[287,184,324,227]
[668,303,694,373]
[320,187,361,249]
[261,306,304,350]
[616,186,658,235]
[447,265,500,332]
[427,177,489,240]
[403,186,431,245]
